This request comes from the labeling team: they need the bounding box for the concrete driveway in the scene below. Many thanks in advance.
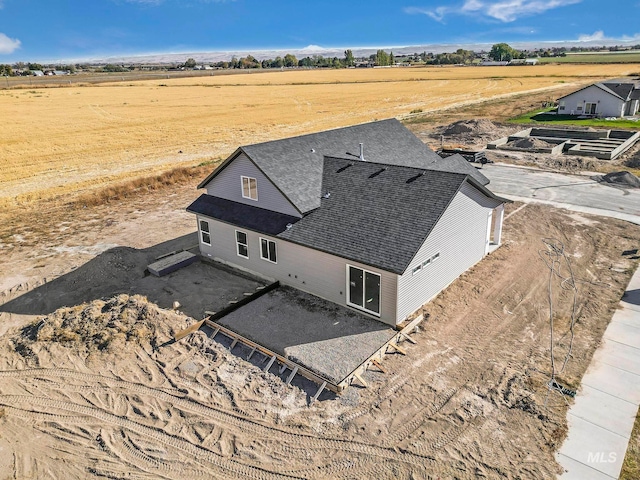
[481,164,640,224]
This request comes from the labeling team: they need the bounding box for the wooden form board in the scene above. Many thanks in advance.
[204,313,424,396]
[205,319,341,393]
[335,314,423,391]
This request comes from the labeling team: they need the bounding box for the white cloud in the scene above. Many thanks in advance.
[576,30,640,43]
[0,32,21,54]
[577,30,605,42]
[405,0,582,23]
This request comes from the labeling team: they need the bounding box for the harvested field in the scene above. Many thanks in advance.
[2,64,640,209]
[0,175,639,478]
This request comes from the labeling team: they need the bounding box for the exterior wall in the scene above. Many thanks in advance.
[195,215,399,325]
[396,182,502,322]
[205,153,301,217]
[558,86,624,117]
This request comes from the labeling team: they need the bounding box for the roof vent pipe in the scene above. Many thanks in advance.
[359,143,366,161]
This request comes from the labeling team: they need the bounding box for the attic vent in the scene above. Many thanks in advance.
[406,171,427,184]
[369,167,387,178]
[359,143,366,161]
[337,163,354,173]
[322,192,331,199]
[285,223,293,230]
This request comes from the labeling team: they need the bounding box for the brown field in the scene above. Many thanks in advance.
[2,63,640,209]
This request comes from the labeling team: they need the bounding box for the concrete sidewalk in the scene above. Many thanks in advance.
[557,268,640,479]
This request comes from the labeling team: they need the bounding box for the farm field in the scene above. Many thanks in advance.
[538,52,640,63]
[2,63,640,209]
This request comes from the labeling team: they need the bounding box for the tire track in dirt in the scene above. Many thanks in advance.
[0,369,431,468]
[0,394,298,480]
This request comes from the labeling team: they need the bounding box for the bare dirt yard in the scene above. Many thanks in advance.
[3,63,639,209]
[0,174,639,479]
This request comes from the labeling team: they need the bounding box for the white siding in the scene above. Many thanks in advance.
[559,86,624,117]
[396,182,502,322]
[195,215,399,326]
[205,153,301,217]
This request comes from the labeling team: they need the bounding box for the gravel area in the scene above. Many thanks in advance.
[217,286,395,383]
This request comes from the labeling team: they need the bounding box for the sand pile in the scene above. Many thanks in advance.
[601,171,640,188]
[442,119,499,136]
[11,294,177,364]
[510,137,557,149]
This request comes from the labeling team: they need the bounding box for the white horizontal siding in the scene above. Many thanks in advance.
[396,182,500,321]
[205,153,301,217]
[196,215,399,326]
[559,86,624,117]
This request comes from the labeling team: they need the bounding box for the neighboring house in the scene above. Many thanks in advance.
[557,78,640,117]
[188,119,507,326]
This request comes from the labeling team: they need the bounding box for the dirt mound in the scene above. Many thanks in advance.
[443,119,499,136]
[11,294,181,363]
[602,171,640,188]
[510,137,557,150]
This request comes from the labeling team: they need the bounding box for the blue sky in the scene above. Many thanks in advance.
[0,0,638,62]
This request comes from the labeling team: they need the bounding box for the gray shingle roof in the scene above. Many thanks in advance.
[186,195,299,236]
[601,82,636,101]
[199,119,445,214]
[278,158,502,274]
[192,158,505,274]
[424,153,490,185]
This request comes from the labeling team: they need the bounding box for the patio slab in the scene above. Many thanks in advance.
[215,286,396,383]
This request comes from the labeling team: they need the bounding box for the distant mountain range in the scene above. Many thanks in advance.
[55,39,640,65]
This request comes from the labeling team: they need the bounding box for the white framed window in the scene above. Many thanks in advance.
[236,230,248,258]
[431,252,440,262]
[241,176,258,200]
[347,265,381,316]
[260,238,277,263]
[412,265,422,275]
[422,258,431,268]
[199,219,211,245]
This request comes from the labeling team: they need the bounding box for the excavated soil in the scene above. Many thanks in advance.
[0,182,639,478]
[601,171,640,188]
[421,119,519,149]
[508,137,559,150]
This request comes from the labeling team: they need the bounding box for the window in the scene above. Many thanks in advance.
[236,230,248,258]
[199,219,211,245]
[347,265,380,316]
[585,102,597,115]
[260,238,277,263]
[422,258,431,268]
[412,265,422,275]
[431,252,440,262]
[241,176,258,200]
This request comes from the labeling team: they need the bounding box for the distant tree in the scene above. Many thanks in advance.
[230,56,239,68]
[102,64,128,72]
[344,49,355,67]
[389,51,395,65]
[0,64,13,76]
[184,58,197,68]
[489,43,516,62]
[375,49,390,66]
[28,63,43,71]
[283,53,298,68]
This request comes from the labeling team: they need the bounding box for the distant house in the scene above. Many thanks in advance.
[509,58,539,66]
[31,70,44,76]
[188,120,507,326]
[557,78,640,117]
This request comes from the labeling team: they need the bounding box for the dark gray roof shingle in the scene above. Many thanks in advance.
[199,119,445,214]
[187,195,299,236]
[278,158,472,274]
[425,153,490,185]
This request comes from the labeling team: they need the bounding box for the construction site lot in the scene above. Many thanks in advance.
[0,177,639,479]
[4,63,640,211]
